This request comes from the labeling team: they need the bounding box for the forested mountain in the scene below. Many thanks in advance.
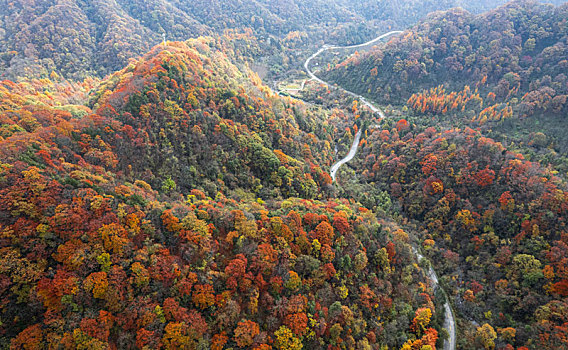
[322,1,567,105]
[321,0,568,167]
[0,37,448,349]
[313,1,568,348]
[88,37,338,199]
[2,0,563,80]
[350,121,568,348]
[0,0,208,78]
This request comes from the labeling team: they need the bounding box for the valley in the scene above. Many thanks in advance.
[301,29,458,349]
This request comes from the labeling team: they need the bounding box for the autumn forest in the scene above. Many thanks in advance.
[1,0,568,349]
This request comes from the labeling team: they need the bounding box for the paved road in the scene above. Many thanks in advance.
[304,30,457,350]
[304,31,403,181]
[304,30,404,86]
[303,31,403,121]
[444,303,457,350]
[414,250,457,350]
[330,128,362,181]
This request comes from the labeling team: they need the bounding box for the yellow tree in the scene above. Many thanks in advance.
[411,308,432,336]
[475,323,497,350]
[84,272,108,299]
[274,325,302,350]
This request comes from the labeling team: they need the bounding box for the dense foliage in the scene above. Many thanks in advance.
[347,121,568,348]
[311,2,568,348]
[4,0,562,80]
[322,1,568,113]
[89,38,340,199]
[0,37,449,349]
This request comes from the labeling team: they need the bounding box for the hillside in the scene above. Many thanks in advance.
[320,0,568,171]
[322,1,567,106]
[4,0,564,81]
[0,38,451,349]
[87,38,340,199]
[0,0,208,79]
[340,121,568,348]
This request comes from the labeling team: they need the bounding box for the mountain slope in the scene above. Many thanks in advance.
[88,38,339,199]
[0,39,445,349]
[322,0,568,106]
[3,0,565,80]
[0,0,208,79]
[353,122,568,348]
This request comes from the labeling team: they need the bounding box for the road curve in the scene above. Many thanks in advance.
[330,128,362,181]
[304,30,404,86]
[414,250,457,350]
[304,31,403,120]
[307,31,403,181]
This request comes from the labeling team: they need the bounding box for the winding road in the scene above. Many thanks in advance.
[304,30,404,120]
[302,31,457,350]
[303,31,404,179]
[330,128,362,181]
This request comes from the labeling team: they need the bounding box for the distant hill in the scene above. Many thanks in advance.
[322,0,568,106]
[3,0,564,80]
[0,0,208,79]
